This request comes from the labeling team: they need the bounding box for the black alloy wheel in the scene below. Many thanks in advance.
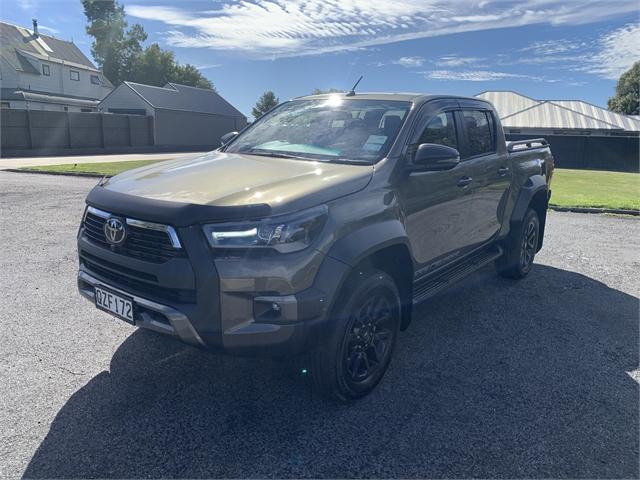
[310,269,401,402]
[520,215,539,273]
[343,290,396,385]
[496,207,540,279]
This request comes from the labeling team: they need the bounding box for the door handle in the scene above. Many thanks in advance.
[457,176,473,187]
[498,166,510,176]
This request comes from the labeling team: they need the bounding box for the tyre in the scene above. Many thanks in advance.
[496,208,540,279]
[310,268,401,402]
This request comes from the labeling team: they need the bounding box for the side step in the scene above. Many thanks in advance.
[412,246,503,305]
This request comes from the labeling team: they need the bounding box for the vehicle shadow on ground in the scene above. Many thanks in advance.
[24,265,639,479]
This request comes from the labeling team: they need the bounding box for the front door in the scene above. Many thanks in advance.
[399,104,476,271]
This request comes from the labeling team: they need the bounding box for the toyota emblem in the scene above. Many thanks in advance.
[104,217,127,246]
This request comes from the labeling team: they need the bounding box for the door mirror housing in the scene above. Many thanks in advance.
[413,143,460,171]
[220,131,239,146]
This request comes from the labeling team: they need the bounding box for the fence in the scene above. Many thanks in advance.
[506,133,639,173]
[1,109,154,154]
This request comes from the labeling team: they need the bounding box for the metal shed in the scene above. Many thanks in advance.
[476,91,639,172]
[99,82,247,148]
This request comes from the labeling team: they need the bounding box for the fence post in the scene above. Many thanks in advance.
[66,111,71,148]
[149,115,155,146]
[101,113,108,148]
[26,109,34,149]
[99,113,105,148]
[127,115,132,147]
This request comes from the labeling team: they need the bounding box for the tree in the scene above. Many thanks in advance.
[311,88,344,95]
[82,0,214,90]
[173,64,214,90]
[119,23,147,82]
[128,43,177,87]
[82,0,145,85]
[252,91,279,119]
[608,61,639,115]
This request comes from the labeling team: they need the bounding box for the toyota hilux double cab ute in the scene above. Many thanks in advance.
[78,93,554,401]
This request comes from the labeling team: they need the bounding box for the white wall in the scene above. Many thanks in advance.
[1,53,111,101]
[99,84,153,116]
[18,61,109,100]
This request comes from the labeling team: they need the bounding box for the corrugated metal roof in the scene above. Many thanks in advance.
[0,21,98,72]
[122,82,246,119]
[475,90,639,132]
[502,101,622,130]
[551,100,640,131]
[476,91,539,118]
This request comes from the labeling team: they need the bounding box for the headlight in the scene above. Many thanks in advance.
[202,206,327,253]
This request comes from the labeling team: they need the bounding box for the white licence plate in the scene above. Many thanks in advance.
[94,286,134,324]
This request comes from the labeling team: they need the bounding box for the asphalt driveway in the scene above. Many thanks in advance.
[1,172,638,479]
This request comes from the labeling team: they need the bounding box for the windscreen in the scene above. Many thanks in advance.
[225,98,412,164]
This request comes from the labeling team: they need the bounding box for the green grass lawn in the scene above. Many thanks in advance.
[19,162,639,211]
[21,159,160,177]
[550,168,639,211]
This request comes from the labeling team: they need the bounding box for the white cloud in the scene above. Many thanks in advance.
[38,25,60,34]
[18,0,38,12]
[393,56,424,67]
[435,55,482,67]
[194,64,221,70]
[584,23,640,79]
[518,23,640,79]
[125,1,639,58]
[520,39,586,56]
[515,39,589,65]
[423,70,543,82]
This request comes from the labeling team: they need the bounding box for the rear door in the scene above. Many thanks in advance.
[399,100,476,270]
[457,104,511,246]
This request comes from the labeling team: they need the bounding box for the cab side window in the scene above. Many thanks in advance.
[417,112,458,150]
[462,110,495,157]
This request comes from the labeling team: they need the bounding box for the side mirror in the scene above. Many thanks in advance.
[220,131,239,146]
[413,143,460,171]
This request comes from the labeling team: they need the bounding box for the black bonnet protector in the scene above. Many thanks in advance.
[86,185,272,226]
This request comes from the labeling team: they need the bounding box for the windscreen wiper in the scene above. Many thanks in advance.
[247,149,372,165]
[333,158,373,165]
[247,150,315,161]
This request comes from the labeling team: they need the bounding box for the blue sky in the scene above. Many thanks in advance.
[3,0,639,117]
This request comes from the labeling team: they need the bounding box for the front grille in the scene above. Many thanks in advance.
[80,250,197,303]
[83,210,186,263]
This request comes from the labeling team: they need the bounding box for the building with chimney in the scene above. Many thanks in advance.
[0,20,113,112]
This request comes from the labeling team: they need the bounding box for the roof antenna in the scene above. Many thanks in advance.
[346,75,363,96]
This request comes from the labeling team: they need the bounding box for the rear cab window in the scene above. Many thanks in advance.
[461,110,496,157]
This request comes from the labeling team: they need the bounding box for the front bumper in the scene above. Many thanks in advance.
[78,270,205,347]
[77,218,349,356]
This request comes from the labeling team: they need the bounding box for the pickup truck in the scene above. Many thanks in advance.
[77,93,554,401]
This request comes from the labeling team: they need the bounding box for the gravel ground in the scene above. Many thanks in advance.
[1,172,638,479]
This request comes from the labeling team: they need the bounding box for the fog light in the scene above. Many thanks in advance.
[253,294,297,323]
